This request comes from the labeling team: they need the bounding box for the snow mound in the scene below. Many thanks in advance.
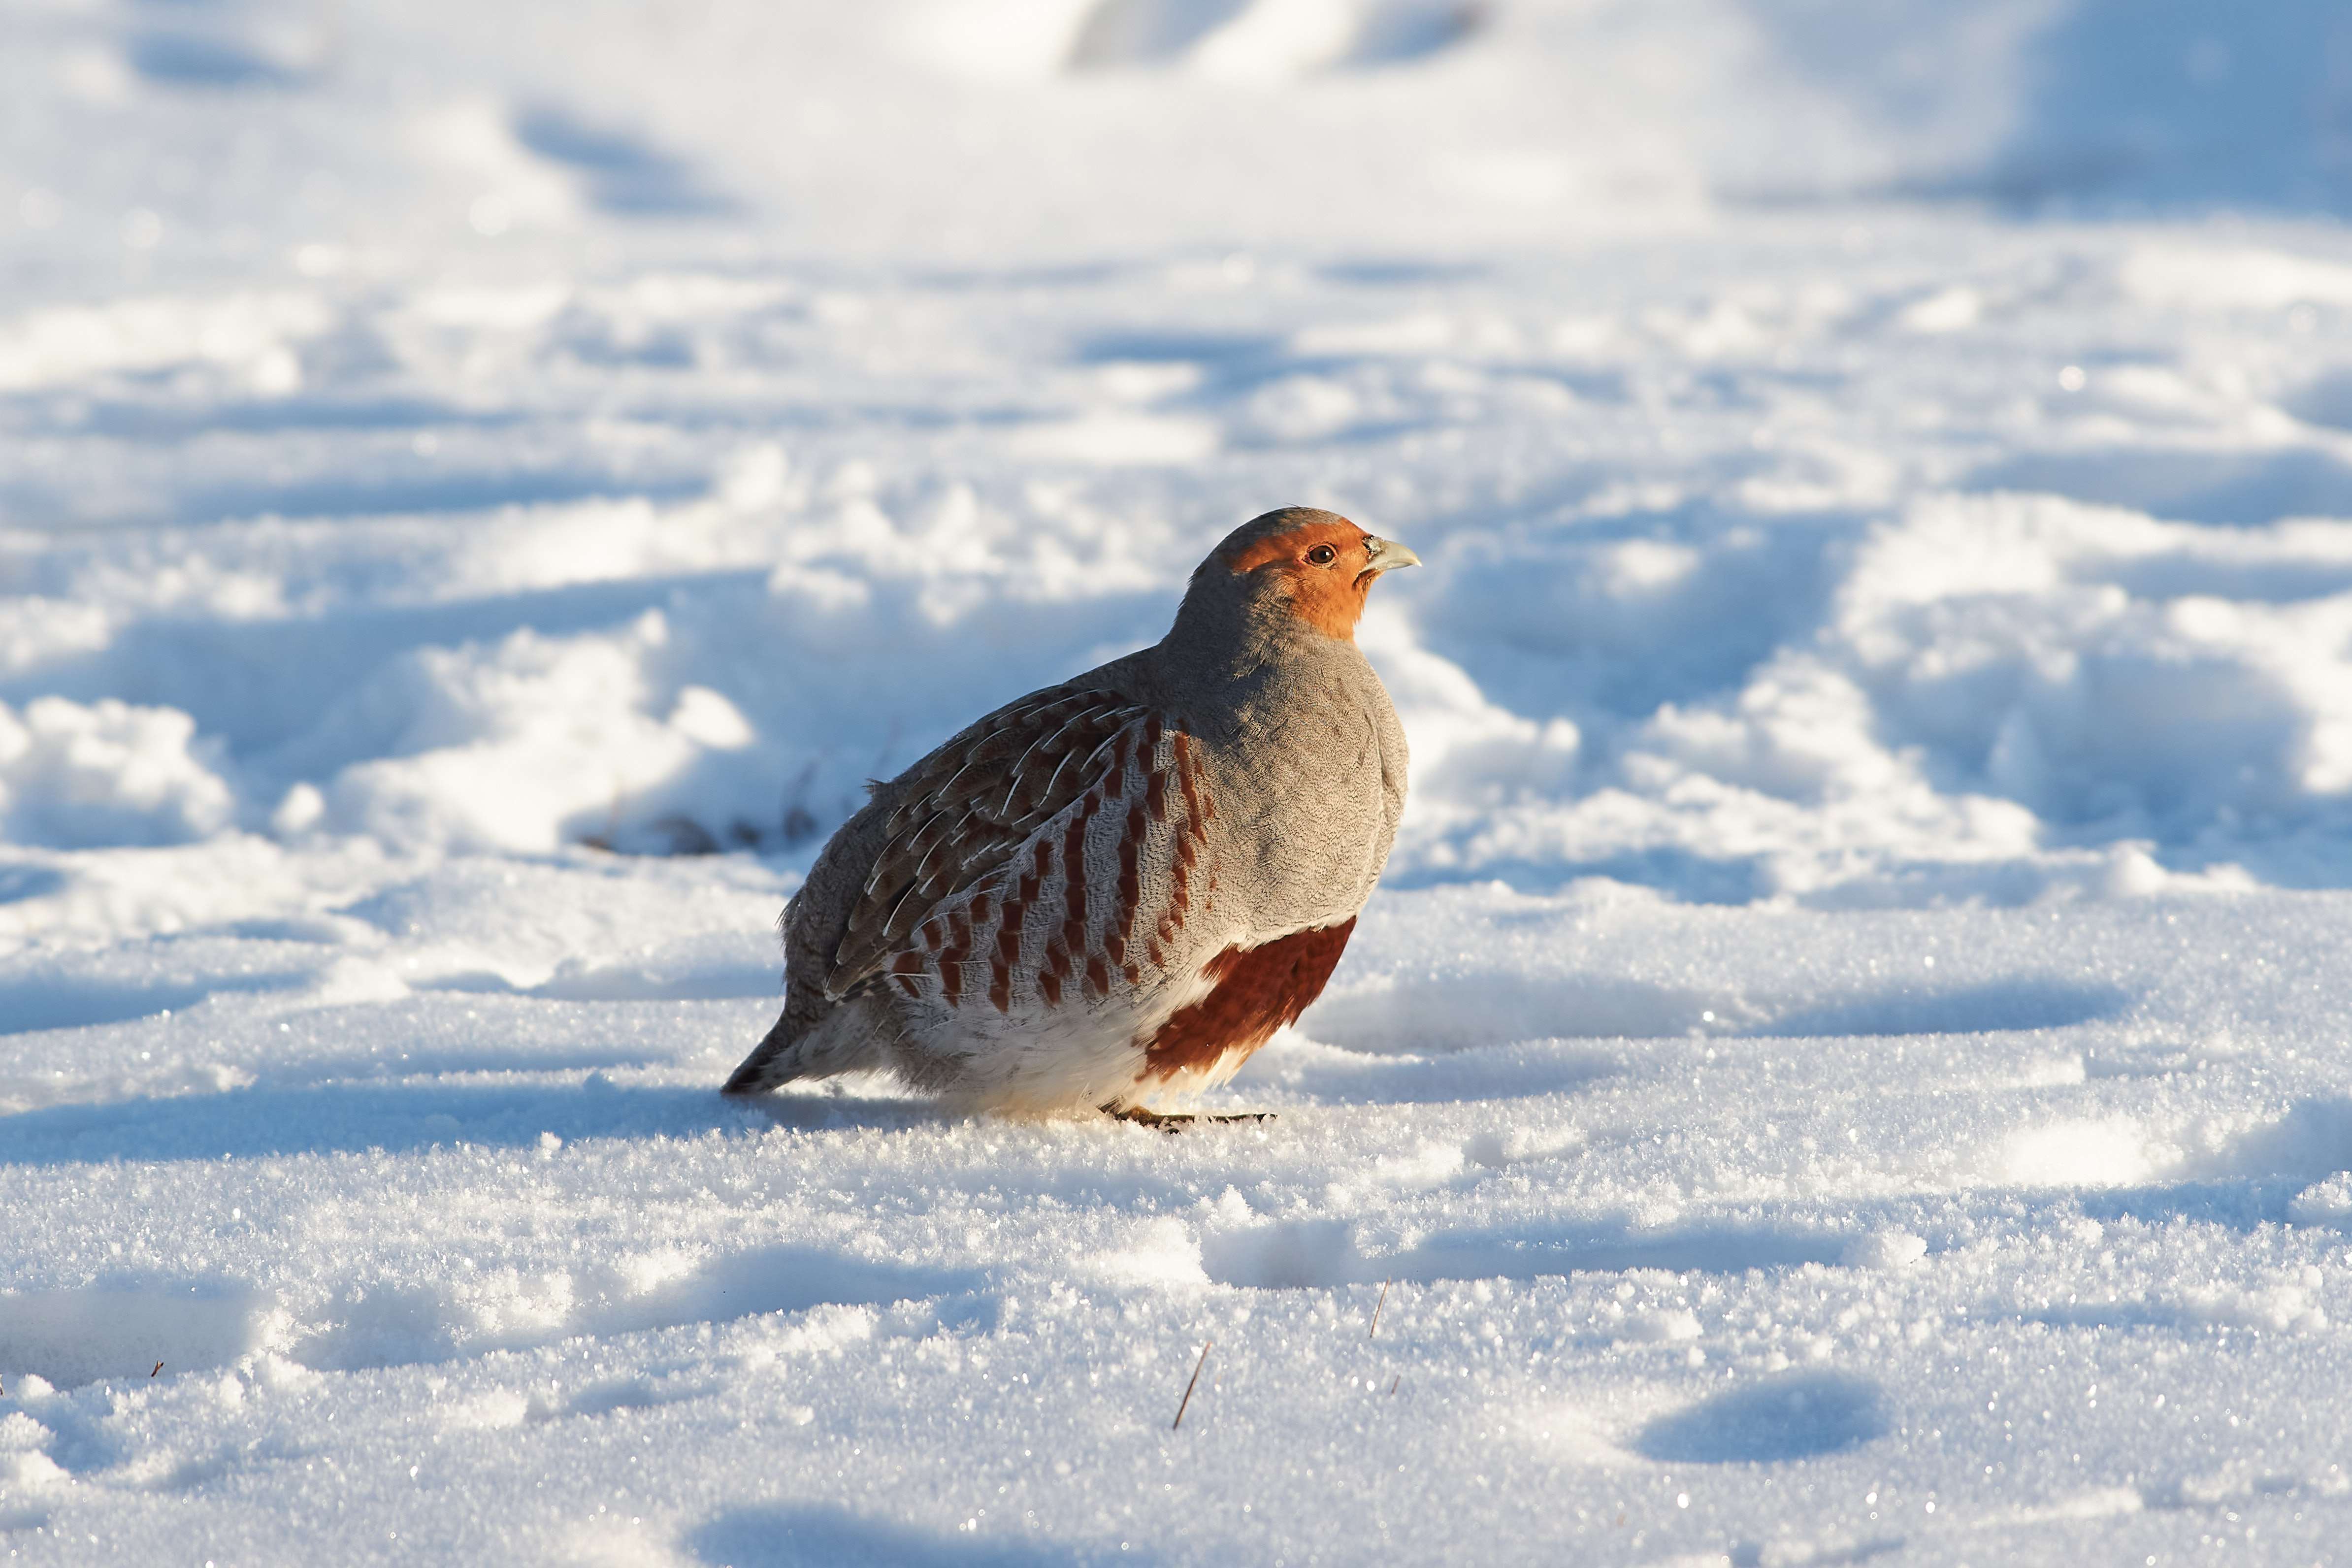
[0,698,234,848]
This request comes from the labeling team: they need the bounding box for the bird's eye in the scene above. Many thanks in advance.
[1306,544,1338,565]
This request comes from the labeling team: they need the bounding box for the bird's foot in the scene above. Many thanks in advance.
[1102,1104,1275,1134]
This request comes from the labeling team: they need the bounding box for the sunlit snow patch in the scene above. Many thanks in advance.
[1999,1117,2166,1188]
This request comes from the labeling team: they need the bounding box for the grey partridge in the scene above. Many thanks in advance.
[723,506,1416,1118]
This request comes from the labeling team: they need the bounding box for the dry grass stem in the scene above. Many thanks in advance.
[1369,1279,1391,1339]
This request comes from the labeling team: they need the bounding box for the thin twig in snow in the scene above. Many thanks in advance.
[1369,1279,1391,1339]
[1173,1340,1212,1430]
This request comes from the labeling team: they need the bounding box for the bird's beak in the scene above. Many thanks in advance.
[1363,536,1421,574]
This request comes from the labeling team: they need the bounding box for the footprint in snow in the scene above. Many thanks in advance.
[1635,1371,1890,1464]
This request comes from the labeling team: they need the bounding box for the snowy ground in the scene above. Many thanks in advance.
[9,1,2352,1562]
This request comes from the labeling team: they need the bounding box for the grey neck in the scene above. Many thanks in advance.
[1157,577,1332,686]
[1142,581,1373,747]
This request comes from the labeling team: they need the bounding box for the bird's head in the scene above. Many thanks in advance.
[1184,506,1421,644]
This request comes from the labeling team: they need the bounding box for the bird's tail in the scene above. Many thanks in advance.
[720,1011,801,1096]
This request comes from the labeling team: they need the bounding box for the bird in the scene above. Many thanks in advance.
[722,506,1417,1124]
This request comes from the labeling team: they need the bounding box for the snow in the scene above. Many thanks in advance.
[8,0,2352,1561]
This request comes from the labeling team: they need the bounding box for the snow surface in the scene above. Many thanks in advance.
[9,0,2352,1562]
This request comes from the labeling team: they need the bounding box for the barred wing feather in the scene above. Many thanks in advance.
[824,688,1152,998]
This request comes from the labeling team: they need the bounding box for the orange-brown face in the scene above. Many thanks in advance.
[1224,518,1418,639]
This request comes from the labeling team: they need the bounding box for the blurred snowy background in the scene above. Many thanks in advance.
[11,0,2352,907]
[14,2,2352,1564]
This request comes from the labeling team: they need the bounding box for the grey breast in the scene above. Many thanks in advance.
[1184,639,1405,937]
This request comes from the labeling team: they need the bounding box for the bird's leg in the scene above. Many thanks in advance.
[1102,1104,1275,1133]
[1104,1104,1190,1134]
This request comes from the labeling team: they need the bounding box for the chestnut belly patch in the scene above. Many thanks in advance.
[1142,917,1357,1078]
